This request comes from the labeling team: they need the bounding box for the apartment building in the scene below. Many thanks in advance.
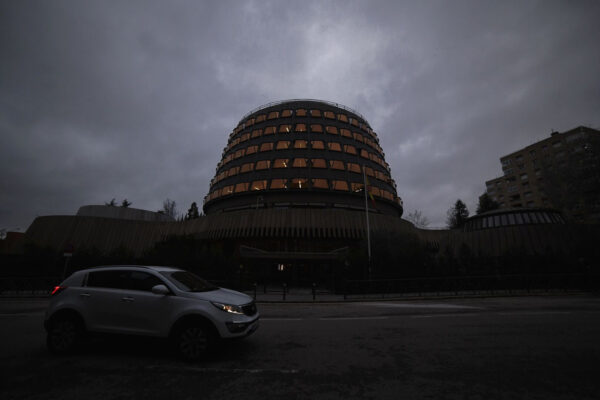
[484,126,600,222]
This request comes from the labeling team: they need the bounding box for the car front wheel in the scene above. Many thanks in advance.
[176,324,213,361]
[46,316,83,354]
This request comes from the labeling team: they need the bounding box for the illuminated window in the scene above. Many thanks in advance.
[296,109,307,116]
[234,149,245,159]
[273,158,289,168]
[227,166,240,176]
[281,109,293,117]
[290,178,308,189]
[240,163,254,173]
[212,188,222,199]
[267,111,279,120]
[325,126,338,135]
[382,190,394,201]
[330,160,345,170]
[347,163,361,173]
[328,142,342,152]
[344,144,357,155]
[292,158,308,167]
[259,142,274,152]
[370,187,382,197]
[240,133,250,142]
[350,119,359,127]
[294,139,308,149]
[311,178,328,189]
[295,124,307,132]
[232,138,240,146]
[375,170,385,180]
[223,154,233,164]
[332,180,349,191]
[217,172,226,181]
[270,179,287,189]
[264,126,276,135]
[311,140,325,150]
[351,182,364,192]
[234,182,249,193]
[276,140,290,150]
[222,185,234,195]
[310,124,323,133]
[360,149,370,159]
[251,180,268,191]
[340,128,352,138]
[246,118,255,127]
[279,125,292,133]
[255,160,271,170]
[246,145,258,155]
[311,158,327,168]
[369,153,377,162]
[354,132,364,143]
[337,114,348,122]
[310,109,321,117]
[365,167,374,177]
[324,111,335,119]
[251,129,262,138]
[256,114,266,122]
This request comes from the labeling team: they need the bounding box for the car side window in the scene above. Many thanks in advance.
[87,270,129,289]
[127,271,164,292]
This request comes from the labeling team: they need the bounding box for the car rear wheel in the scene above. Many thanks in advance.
[46,316,83,354]
[176,324,213,361]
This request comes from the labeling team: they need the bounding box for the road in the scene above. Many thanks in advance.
[1,295,599,399]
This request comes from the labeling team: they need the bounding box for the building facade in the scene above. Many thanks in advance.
[484,126,600,223]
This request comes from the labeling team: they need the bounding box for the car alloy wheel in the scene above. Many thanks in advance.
[47,318,81,354]
[178,326,209,361]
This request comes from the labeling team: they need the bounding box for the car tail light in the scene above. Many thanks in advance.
[50,286,67,296]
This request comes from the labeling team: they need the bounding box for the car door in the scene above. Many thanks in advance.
[83,270,135,333]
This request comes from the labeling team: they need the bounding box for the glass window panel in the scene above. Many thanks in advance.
[281,109,292,117]
[370,187,381,197]
[240,163,254,173]
[279,125,292,133]
[294,140,308,149]
[541,212,552,223]
[330,160,345,170]
[255,160,271,170]
[276,141,290,150]
[361,149,370,158]
[311,178,328,189]
[273,159,289,168]
[508,213,516,225]
[494,215,501,226]
[350,119,359,127]
[521,212,530,223]
[332,180,349,191]
[222,185,234,195]
[366,167,374,177]
[328,142,342,152]
[311,158,327,168]
[501,214,508,225]
[383,191,393,200]
[351,182,364,192]
[529,213,540,223]
[486,216,494,227]
[482,217,488,228]
[259,142,273,152]
[227,166,239,176]
[347,163,361,173]
[234,182,249,193]
[292,158,308,167]
[246,145,258,155]
[295,109,307,117]
[251,180,268,191]
[295,124,307,132]
[353,132,364,142]
[337,114,348,122]
[232,138,240,146]
[311,140,325,149]
[290,178,308,189]
[310,109,321,117]
[240,133,250,142]
[234,149,245,159]
[324,111,335,119]
[264,126,276,135]
[341,129,352,138]
[256,114,266,122]
[267,111,279,119]
[251,129,262,138]
[310,124,323,133]
[270,179,287,189]
[326,126,338,135]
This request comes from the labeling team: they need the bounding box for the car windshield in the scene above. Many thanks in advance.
[160,271,218,292]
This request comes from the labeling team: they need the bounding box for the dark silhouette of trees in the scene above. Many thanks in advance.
[161,198,178,219]
[185,202,201,220]
[446,199,469,229]
[105,198,117,206]
[405,209,430,228]
[476,193,499,214]
[120,199,132,208]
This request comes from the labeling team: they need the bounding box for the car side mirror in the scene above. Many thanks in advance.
[151,284,170,295]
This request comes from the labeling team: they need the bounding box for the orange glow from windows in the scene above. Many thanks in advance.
[311,140,325,150]
[259,142,273,152]
[270,179,287,189]
[273,159,289,168]
[329,160,345,170]
[295,124,307,132]
[227,166,240,176]
[246,145,258,155]
[311,178,328,189]
[296,109,307,116]
[234,182,249,193]
[255,160,271,170]
[292,158,308,167]
[251,129,262,138]
[234,149,245,159]
[360,149,370,158]
[311,158,326,168]
[256,114,266,122]
[268,111,279,119]
[332,180,349,191]
[337,114,348,122]
[366,167,374,177]
[264,126,276,135]
[347,163,361,173]
[340,129,352,138]
[279,125,291,133]
[240,133,250,142]
[290,178,308,189]
[354,132,364,143]
[351,182,364,192]
[276,141,290,150]
[344,144,357,155]
[251,180,268,190]
[310,109,321,117]
[246,118,255,126]
[324,111,335,119]
[325,126,338,135]
[241,163,254,173]
[281,109,293,117]
[328,142,342,152]
[310,124,323,133]
[223,185,234,195]
[294,140,308,149]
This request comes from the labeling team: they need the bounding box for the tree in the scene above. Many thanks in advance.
[405,209,430,228]
[476,193,499,214]
[121,199,132,208]
[446,199,469,229]
[105,198,117,207]
[185,202,200,220]
[162,198,178,219]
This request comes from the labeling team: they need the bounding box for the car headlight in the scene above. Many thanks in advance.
[211,302,244,314]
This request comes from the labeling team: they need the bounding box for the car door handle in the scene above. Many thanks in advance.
[80,293,91,298]
[121,297,134,302]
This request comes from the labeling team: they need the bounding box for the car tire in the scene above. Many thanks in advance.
[175,323,213,361]
[46,316,84,354]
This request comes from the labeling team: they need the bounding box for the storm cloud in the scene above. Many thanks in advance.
[1,0,599,230]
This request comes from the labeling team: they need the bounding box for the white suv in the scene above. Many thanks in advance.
[44,265,259,360]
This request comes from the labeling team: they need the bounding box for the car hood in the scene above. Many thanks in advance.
[182,287,253,305]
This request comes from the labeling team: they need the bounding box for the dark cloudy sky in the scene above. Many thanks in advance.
[1,0,599,231]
